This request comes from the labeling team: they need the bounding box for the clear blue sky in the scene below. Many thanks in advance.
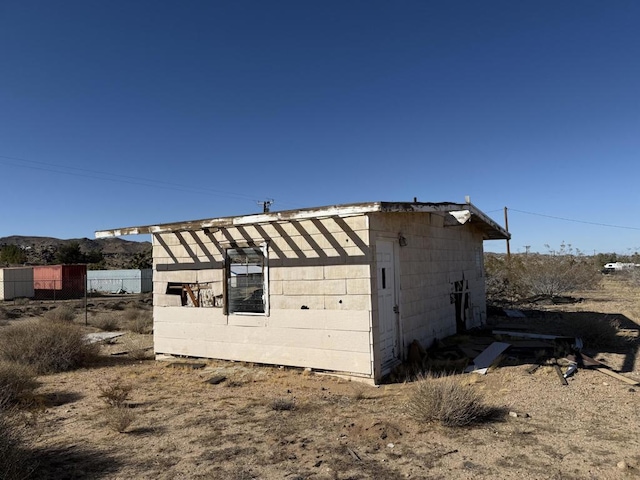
[1,1,638,254]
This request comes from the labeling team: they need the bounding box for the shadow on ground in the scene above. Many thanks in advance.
[29,444,123,480]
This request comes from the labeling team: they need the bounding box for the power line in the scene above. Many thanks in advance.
[509,208,640,231]
[0,153,279,205]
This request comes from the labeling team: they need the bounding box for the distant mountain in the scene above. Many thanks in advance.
[0,236,151,269]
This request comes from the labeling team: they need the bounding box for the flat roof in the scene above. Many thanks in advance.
[95,201,510,241]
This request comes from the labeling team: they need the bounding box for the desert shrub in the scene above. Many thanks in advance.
[99,381,136,432]
[0,362,38,408]
[485,245,601,303]
[120,337,153,360]
[0,319,99,374]
[104,405,136,433]
[0,409,35,480]
[99,382,132,408]
[405,374,502,427]
[43,304,76,322]
[107,302,126,311]
[127,310,153,334]
[93,317,121,332]
[558,313,627,349]
[271,397,295,411]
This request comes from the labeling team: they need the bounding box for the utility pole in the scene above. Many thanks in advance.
[504,206,511,260]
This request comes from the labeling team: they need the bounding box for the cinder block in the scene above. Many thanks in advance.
[154,293,183,307]
[346,278,371,295]
[325,294,371,310]
[324,264,370,280]
[270,295,325,310]
[270,266,324,281]
[282,280,325,296]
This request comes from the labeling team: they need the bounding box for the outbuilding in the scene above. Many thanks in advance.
[87,269,153,294]
[96,201,509,383]
[0,267,34,301]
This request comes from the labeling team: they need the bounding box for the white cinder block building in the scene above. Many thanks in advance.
[96,201,509,384]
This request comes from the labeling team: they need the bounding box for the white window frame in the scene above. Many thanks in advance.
[225,242,269,317]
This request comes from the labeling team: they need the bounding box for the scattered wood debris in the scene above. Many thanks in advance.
[464,342,511,374]
[166,362,206,370]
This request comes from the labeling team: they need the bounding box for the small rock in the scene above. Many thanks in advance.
[617,461,628,470]
[629,388,636,393]
[509,411,519,418]
[603,382,609,386]
[387,443,394,448]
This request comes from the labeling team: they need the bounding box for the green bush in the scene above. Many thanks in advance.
[405,374,502,427]
[0,319,99,374]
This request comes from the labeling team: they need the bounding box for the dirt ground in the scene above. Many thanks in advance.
[5,276,640,480]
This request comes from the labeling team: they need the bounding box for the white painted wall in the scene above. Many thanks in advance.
[369,212,487,365]
[152,215,376,378]
[150,211,491,383]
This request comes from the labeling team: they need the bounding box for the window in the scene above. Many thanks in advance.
[225,245,267,315]
[166,282,223,307]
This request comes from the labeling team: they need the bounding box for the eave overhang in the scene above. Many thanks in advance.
[95,201,510,241]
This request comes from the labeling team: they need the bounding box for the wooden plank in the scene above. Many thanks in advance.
[595,368,640,386]
[184,284,199,307]
[576,353,605,367]
[464,342,511,374]
[493,330,571,341]
[554,365,568,385]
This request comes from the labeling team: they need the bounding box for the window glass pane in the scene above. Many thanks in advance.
[227,247,265,313]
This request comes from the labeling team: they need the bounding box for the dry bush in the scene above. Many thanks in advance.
[99,381,137,433]
[559,313,627,349]
[43,304,76,322]
[405,373,503,427]
[93,316,121,332]
[271,397,295,411]
[0,319,99,374]
[120,337,153,360]
[127,310,153,334]
[0,361,38,408]
[104,406,136,433]
[0,409,35,480]
[485,246,601,303]
[99,382,132,407]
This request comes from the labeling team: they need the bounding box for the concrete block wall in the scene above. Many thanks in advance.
[151,215,376,378]
[369,212,488,356]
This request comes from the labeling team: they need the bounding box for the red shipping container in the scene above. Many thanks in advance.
[33,265,86,299]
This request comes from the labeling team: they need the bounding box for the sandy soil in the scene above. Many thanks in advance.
[6,277,640,479]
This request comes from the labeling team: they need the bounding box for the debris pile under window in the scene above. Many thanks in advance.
[166,282,222,308]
